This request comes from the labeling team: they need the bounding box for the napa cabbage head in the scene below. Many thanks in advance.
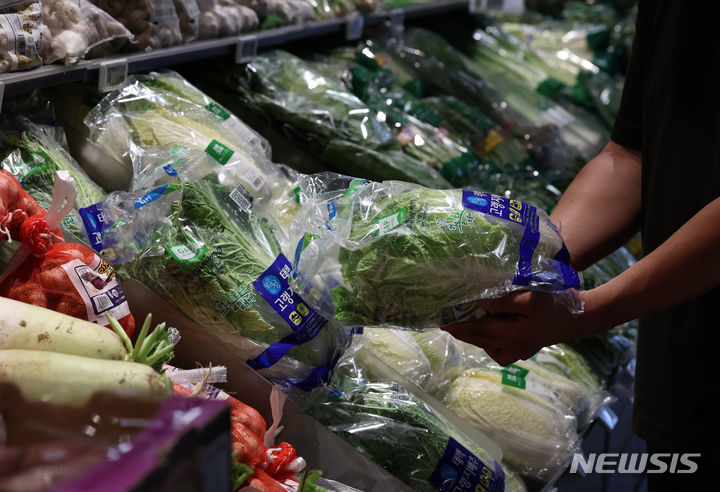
[445,368,578,480]
[327,182,566,327]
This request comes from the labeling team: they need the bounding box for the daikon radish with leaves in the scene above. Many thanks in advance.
[0,349,173,405]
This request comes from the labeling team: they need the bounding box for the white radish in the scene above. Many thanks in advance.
[0,296,127,360]
[0,349,173,405]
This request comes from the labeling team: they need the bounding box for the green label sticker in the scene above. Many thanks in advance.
[167,244,208,266]
[376,208,407,236]
[205,139,234,165]
[502,364,530,378]
[501,372,526,389]
[205,102,231,120]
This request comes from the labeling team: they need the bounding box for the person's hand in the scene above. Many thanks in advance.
[442,290,603,366]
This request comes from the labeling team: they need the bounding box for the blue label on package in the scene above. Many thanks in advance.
[163,163,179,176]
[248,254,328,371]
[79,203,114,253]
[429,438,505,492]
[134,183,181,209]
[462,190,540,287]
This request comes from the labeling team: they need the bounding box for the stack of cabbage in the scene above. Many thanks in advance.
[81,70,300,232]
[345,327,609,481]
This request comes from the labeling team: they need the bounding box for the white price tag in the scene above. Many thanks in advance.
[346,14,364,41]
[98,58,128,93]
[236,35,258,64]
[229,186,253,213]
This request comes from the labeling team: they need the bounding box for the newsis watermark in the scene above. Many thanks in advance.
[569,453,701,474]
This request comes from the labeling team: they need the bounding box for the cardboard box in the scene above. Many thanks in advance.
[123,279,413,492]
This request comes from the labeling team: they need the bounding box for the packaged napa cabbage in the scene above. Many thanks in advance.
[530,343,612,426]
[307,339,527,492]
[444,367,579,481]
[83,70,303,233]
[291,174,582,328]
[349,327,464,397]
[215,50,451,189]
[129,143,300,235]
[83,70,271,182]
[0,119,106,242]
[82,173,351,391]
[308,381,527,492]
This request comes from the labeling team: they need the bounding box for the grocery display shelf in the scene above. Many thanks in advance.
[0,0,470,102]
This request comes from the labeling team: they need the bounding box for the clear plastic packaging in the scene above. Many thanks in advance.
[442,366,579,481]
[291,174,582,328]
[82,70,274,186]
[0,1,43,73]
[39,0,133,65]
[0,119,107,242]
[81,170,350,391]
[221,50,451,188]
[98,0,183,52]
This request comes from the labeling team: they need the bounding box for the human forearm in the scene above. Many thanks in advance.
[583,195,720,331]
[550,141,642,271]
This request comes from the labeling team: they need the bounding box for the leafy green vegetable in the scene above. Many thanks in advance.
[295,181,569,328]
[309,381,507,492]
[119,175,345,386]
[0,121,106,240]
[445,368,578,480]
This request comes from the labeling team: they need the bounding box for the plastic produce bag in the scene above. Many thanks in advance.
[442,367,579,480]
[83,173,351,390]
[0,170,136,337]
[306,338,528,492]
[90,144,300,251]
[291,174,582,328]
[39,0,133,65]
[0,1,42,73]
[194,0,259,40]
[0,119,107,242]
[83,70,271,181]
[219,50,450,188]
[98,0,183,51]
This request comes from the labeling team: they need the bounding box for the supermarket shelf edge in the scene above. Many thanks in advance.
[0,0,469,97]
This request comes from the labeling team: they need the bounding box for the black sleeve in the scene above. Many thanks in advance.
[610,1,648,150]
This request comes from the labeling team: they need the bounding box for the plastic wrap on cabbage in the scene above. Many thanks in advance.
[291,176,581,328]
[88,174,350,390]
[306,342,526,492]
[82,70,302,230]
[443,366,579,481]
[0,120,106,241]
[308,381,527,492]
[352,325,607,429]
[219,50,450,188]
[83,70,271,176]
[130,143,300,235]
